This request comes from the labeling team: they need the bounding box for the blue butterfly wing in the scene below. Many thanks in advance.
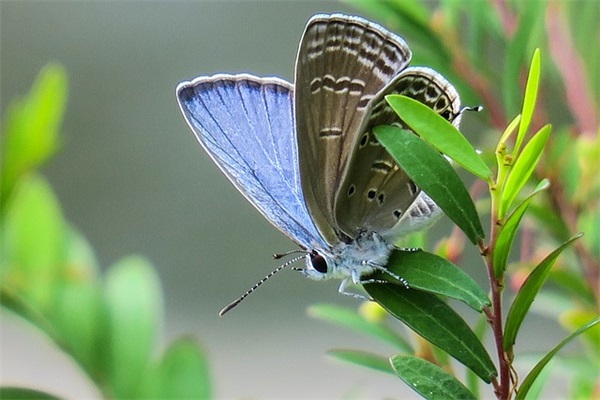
[176,74,327,250]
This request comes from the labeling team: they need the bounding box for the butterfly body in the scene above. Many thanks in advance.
[176,14,461,312]
[304,230,391,282]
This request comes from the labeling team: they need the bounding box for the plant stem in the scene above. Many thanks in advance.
[482,181,512,399]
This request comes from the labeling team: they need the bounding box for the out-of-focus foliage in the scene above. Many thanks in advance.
[0,65,213,399]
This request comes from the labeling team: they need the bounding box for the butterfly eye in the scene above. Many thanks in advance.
[309,253,328,274]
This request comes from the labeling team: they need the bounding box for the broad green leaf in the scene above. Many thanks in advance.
[1,174,65,310]
[385,95,493,181]
[493,179,550,277]
[516,317,600,400]
[515,49,541,155]
[328,349,394,375]
[0,387,63,400]
[465,315,488,399]
[390,355,476,400]
[503,233,583,350]
[308,303,412,353]
[1,64,67,202]
[375,126,484,244]
[369,250,490,312]
[143,337,212,399]
[105,256,163,399]
[53,277,104,377]
[364,283,496,382]
[499,124,552,217]
[51,228,103,376]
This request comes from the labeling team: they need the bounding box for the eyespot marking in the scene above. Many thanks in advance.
[348,185,356,197]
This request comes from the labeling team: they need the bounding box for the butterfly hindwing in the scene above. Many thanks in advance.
[176,74,327,250]
[335,67,462,242]
[295,13,412,245]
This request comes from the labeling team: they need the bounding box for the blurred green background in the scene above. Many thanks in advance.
[0,1,576,399]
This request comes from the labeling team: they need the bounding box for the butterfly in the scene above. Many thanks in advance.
[176,13,462,315]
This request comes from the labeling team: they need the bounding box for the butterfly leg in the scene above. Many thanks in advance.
[363,260,410,289]
[338,278,371,301]
[393,246,420,252]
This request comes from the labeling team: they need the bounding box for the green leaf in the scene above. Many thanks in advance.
[143,337,212,399]
[307,303,412,353]
[105,256,163,399]
[53,281,104,377]
[502,5,544,119]
[516,317,600,400]
[493,179,550,277]
[370,250,490,312]
[0,174,65,310]
[328,349,395,375]
[522,358,554,400]
[385,95,493,181]
[465,315,488,399]
[51,227,104,376]
[374,126,484,244]
[364,283,496,382]
[1,64,67,202]
[515,49,541,155]
[390,355,477,400]
[503,233,583,350]
[499,124,552,217]
[0,387,63,400]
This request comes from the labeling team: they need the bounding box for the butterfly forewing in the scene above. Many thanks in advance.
[295,14,412,245]
[335,67,462,242]
[176,74,327,250]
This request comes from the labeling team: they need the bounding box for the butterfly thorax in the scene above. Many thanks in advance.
[303,231,393,282]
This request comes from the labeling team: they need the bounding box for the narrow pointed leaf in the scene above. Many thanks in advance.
[364,283,496,382]
[500,124,551,217]
[493,179,550,277]
[390,355,477,400]
[385,95,493,181]
[375,126,484,244]
[308,303,412,352]
[498,114,522,148]
[516,317,600,400]
[515,49,541,155]
[504,233,583,350]
[328,349,395,375]
[369,250,490,311]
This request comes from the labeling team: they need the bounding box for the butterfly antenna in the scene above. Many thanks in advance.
[218,255,306,316]
[459,105,483,116]
[272,249,310,259]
